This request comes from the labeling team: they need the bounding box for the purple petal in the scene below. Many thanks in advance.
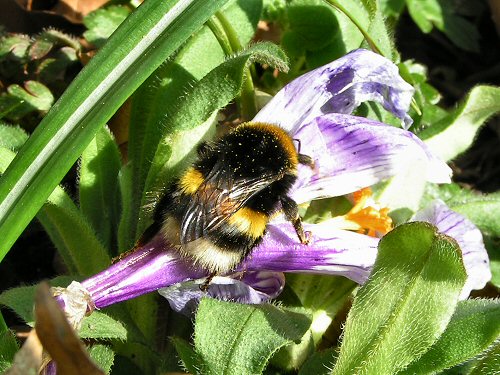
[411,200,491,298]
[76,220,377,312]
[239,220,379,285]
[158,271,285,315]
[81,235,208,309]
[253,49,414,132]
[290,114,452,203]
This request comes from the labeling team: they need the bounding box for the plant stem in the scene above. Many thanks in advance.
[215,11,257,120]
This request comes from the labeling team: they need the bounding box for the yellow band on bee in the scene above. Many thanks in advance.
[179,167,205,194]
[228,207,268,239]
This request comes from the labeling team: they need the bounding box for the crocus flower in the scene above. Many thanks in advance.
[56,49,490,324]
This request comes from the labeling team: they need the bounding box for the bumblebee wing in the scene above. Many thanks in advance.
[180,160,280,243]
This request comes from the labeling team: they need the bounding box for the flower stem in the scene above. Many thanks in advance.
[324,0,382,56]
[215,11,257,120]
[206,17,232,56]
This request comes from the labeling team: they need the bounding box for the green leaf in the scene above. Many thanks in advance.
[38,47,79,83]
[172,336,203,374]
[286,0,339,52]
[29,29,80,60]
[83,5,132,48]
[1,143,107,275]
[286,274,356,344]
[326,0,394,58]
[332,222,467,375]
[0,312,18,372]
[485,236,500,289]
[38,185,111,276]
[448,192,500,238]
[0,95,25,120]
[469,340,500,375]
[380,0,406,17]
[359,0,394,59]
[439,2,480,53]
[407,0,479,52]
[0,123,28,151]
[223,0,263,45]
[29,34,55,60]
[270,329,314,371]
[424,184,500,288]
[299,347,337,375]
[401,299,500,374]
[88,344,115,374]
[0,0,230,263]
[0,276,73,324]
[0,34,30,59]
[406,0,442,33]
[194,298,311,375]
[79,311,127,341]
[422,85,500,161]
[7,80,54,112]
[79,126,121,250]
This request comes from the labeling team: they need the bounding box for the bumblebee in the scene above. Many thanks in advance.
[153,122,313,274]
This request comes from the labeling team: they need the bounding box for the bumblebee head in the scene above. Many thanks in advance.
[222,122,299,179]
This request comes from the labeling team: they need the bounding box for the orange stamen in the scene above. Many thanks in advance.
[335,187,393,237]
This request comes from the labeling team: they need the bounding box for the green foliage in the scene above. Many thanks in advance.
[0,0,231,262]
[401,299,500,374]
[0,276,73,325]
[421,86,500,162]
[406,0,480,52]
[79,312,127,341]
[79,126,121,250]
[171,336,203,374]
[88,344,115,374]
[426,184,500,238]
[298,348,337,375]
[6,81,54,114]
[285,274,356,344]
[0,313,18,372]
[263,0,394,78]
[468,341,500,375]
[192,299,311,375]
[1,0,499,373]
[83,6,132,48]
[0,123,28,151]
[0,29,80,121]
[333,222,467,374]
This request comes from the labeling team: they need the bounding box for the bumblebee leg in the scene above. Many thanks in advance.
[200,273,216,292]
[298,153,315,169]
[281,195,311,245]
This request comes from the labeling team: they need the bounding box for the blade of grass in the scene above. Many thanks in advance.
[0,0,229,262]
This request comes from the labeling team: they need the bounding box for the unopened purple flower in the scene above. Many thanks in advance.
[56,49,489,322]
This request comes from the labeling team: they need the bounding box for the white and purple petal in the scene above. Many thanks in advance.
[159,271,285,315]
[239,221,379,285]
[290,114,452,204]
[411,200,491,298]
[253,49,414,132]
